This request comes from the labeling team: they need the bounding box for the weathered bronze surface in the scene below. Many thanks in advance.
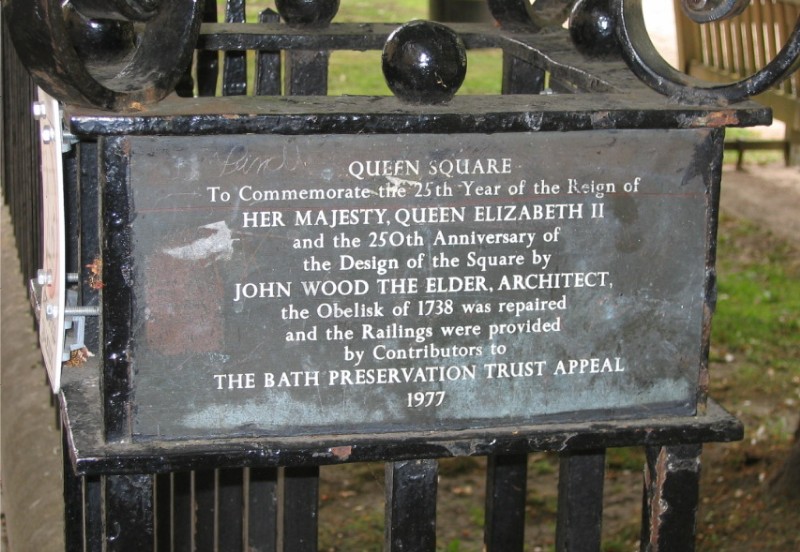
[113,129,716,440]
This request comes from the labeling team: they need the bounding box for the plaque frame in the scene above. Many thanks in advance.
[57,23,768,470]
[96,129,719,442]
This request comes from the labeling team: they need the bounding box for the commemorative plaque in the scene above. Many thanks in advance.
[114,128,713,440]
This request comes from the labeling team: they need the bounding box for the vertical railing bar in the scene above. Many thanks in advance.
[481,48,542,551]
[248,468,278,552]
[721,17,734,73]
[284,50,331,95]
[705,20,716,68]
[197,0,221,96]
[501,54,546,95]
[640,444,702,552]
[385,460,438,552]
[100,136,134,440]
[63,430,85,552]
[173,472,193,552]
[155,474,173,552]
[256,9,282,95]
[2,30,42,283]
[78,143,100,352]
[555,449,606,552]
[84,475,104,552]
[223,0,248,95]
[217,469,245,551]
[484,454,528,552]
[63,148,80,275]
[278,466,320,552]
[194,470,216,552]
[689,9,704,71]
[283,12,331,97]
[105,475,156,552]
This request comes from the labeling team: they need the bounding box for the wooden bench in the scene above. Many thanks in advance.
[675,0,800,164]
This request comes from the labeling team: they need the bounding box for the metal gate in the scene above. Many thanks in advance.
[3,1,798,550]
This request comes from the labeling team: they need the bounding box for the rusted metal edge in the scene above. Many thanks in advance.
[59,365,742,477]
[64,94,771,137]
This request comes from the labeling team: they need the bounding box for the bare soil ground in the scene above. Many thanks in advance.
[719,164,800,246]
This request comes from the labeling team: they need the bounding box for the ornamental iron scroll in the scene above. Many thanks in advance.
[2,0,799,108]
[613,0,800,103]
[680,0,750,24]
[2,0,202,111]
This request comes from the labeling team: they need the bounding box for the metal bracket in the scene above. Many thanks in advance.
[62,289,99,365]
[29,267,100,384]
[30,88,98,392]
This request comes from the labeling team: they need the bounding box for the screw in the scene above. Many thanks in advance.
[32,101,46,120]
[43,304,100,319]
[64,306,101,317]
[37,269,53,286]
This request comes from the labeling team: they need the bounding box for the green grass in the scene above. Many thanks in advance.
[529,453,558,475]
[711,217,800,402]
[606,447,645,472]
[237,0,428,22]
[602,523,640,552]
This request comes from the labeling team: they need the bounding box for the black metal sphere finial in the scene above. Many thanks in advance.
[568,0,621,59]
[64,5,137,63]
[382,20,467,105]
[275,0,340,27]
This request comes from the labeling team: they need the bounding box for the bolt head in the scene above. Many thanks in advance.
[45,303,59,319]
[41,125,55,144]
